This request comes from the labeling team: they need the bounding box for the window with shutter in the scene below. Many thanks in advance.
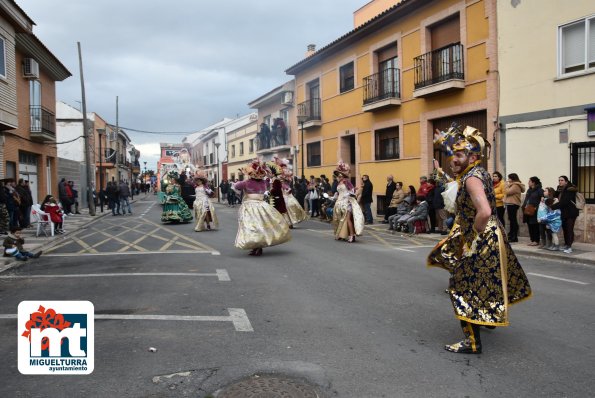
[559,16,595,75]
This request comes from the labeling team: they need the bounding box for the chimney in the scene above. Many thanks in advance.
[305,44,316,57]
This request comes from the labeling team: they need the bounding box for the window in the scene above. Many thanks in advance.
[307,142,321,166]
[231,145,235,158]
[559,16,595,75]
[249,139,254,153]
[240,142,244,155]
[375,127,399,160]
[0,37,5,78]
[340,61,355,93]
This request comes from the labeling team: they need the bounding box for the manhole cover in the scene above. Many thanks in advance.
[216,375,321,397]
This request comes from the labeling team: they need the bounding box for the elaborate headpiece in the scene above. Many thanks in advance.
[333,160,351,178]
[167,170,179,181]
[434,124,491,160]
[266,162,282,177]
[194,170,208,182]
[271,156,292,181]
[241,158,269,180]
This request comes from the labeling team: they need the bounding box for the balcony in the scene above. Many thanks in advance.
[297,98,321,129]
[256,126,292,155]
[29,106,56,142]
[362,68,401,112]
[413,43,465,98]
[96,149,117,168]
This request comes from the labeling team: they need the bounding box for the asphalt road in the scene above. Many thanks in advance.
[1,197,594,397]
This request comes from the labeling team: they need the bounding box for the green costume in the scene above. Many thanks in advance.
[161,184,193,223]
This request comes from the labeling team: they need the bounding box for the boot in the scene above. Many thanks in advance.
[445,320,482,354]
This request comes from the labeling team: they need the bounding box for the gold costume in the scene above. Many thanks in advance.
[332,182,365,239]
[193,185,218,231]
[234,195,291,250]
[284,192,308,224]
[428,166,532,326]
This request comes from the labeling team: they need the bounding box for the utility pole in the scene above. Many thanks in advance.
[78,42,95,216]
[116,96,120,183]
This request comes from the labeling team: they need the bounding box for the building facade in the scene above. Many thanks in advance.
[498,0,595,242]
[248,80,295,166]
[0,1,70,205]
[286,0,498,216]
[225,113,258,181]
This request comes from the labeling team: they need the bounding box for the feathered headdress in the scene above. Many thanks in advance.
[167,170,179,181]
[241,158,269,179]
[194,169,208,182]
[434,123,491,160]
[266,162,282,177]
[333,160,351,178]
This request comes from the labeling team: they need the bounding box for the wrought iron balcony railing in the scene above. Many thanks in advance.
[414,43,464,89]
[363,68,400,105]
[29,105,55,136]
[297,98,321,123]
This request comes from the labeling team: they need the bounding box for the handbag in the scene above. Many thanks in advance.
[523,203,536,216]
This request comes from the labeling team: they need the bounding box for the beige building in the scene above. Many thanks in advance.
[498,0,594,242]
[225,113,258,181]
[248,80,295,167]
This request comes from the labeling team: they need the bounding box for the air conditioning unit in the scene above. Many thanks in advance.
[23,58,40,79]
[281,91,294,105]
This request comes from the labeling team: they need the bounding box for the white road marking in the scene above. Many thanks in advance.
[43,250,218,256]
[216,269,231,281]
[527,272,589,285]
[0,270,231,281]
[0,308,253,332]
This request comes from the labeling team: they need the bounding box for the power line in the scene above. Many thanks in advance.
[105,123,194,135]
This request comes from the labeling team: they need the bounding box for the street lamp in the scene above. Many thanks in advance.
[96,128,106,212]
[214,142,221,203]
[297,114,308,180]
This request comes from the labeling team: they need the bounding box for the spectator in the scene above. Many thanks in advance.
[394,195,429,234]
[504,173,524,242]
[5,179,19,228]
[492,171,505,227]
[361,175,374,224]
[425,178,436,232]
[68,181,81,214]
[433,180,448,235]
[106,181,121,216]
[119,181,132,214]
[543,197,562,251]
[16,179,32,228]
[385,181,405,221]
[551,175,579,254]
[331,174,338,195]
[522,176,543,246]
[0,182,9,234]
[387,188,414,232]
[219,179,229,203]
[3,226,42,261]
[382,175,397,224]
[417,176,433,198]
[41,195,64,234]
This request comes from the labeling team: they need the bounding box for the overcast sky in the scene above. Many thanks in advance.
[21,0,366,170]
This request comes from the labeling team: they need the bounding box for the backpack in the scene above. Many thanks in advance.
[572,192,585,211]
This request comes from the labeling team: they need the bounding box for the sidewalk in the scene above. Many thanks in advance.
[0,193,151,273]
[365,222,595,266]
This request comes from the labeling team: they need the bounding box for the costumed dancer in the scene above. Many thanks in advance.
[331,161,364,243]
[161,171,193,223]
[193,171,218,232]
[233,159,291,256]
[428,124,531,354]
[274,157,308,227]
[267,161,293,228]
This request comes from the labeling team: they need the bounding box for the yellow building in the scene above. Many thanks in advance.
[225,113,258,181]
[497,0,594,242]
[286,0,498,216]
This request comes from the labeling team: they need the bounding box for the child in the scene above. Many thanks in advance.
[544,198,562,251]
[3,227,42,261]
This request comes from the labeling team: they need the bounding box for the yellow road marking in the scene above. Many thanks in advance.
[159,236,178,251]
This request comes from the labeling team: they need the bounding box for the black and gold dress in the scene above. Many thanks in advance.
[427,165,531,326]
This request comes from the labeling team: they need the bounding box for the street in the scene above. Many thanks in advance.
[1,196,594,397]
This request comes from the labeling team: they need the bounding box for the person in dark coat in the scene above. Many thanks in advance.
[551,175,579,254]
[16,179,33,228]
[382,175,397,223]
[522,176,544,246]
[361,175,374,224]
